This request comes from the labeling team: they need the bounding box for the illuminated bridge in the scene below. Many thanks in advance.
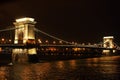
[0,17,120,54]
[0,44,118,50]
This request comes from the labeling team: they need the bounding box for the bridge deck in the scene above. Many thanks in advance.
[0,44,116,50]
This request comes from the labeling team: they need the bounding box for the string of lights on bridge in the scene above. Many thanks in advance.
[0,17,120,51]
[0,27,101,46]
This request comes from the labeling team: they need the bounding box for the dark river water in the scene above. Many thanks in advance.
[1,56,120,80]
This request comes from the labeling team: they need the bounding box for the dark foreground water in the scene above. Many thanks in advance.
[1,56,120,80]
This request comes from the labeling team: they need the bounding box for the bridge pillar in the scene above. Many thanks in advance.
[103,36,115,54]
[13,17,37,58]
[12,17,38,63]
[14,17,36,44]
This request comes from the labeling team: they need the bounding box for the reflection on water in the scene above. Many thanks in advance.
[56,61,65,70]
[0,66,9,80]
[69,60,76,69]
[1,56,120,80]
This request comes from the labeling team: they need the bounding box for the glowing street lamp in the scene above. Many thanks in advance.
[9,39,12,43]
[53,41,56,44]
[45,40,48,44]
[2,38,5,41]
[38,39,42,43]
[1,38,5,44]
[59,41,63,44]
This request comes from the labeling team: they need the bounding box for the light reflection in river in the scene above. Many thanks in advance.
[56,61,65,70]
[0,56,120,80]
[69,60,76,69]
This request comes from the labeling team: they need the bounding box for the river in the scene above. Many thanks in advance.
[0,55,120,80]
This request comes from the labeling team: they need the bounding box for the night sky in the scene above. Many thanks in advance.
[0,0,120,44]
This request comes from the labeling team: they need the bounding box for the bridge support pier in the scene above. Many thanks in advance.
[12,48,39,63]
[12,17,39,63]
[12,49,28,63]
[27,48,39,63]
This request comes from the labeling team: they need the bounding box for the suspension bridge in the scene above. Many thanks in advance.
[0,17,120,54]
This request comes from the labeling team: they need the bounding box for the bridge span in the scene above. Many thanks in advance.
[0,44,117,50]
[0,17,120,53]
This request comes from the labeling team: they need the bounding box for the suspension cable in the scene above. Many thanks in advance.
[0,27,24,32]
[34,28,73,44]
[113,42,120,50]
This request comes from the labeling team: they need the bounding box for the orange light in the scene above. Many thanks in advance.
[2,38,4,41]
[9,39,11,42]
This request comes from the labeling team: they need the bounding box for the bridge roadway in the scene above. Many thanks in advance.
[0,44,116,50]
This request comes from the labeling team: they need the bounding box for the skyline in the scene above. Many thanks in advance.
[0,0,120,44]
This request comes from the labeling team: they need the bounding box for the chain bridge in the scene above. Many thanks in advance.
[0,17,120,55]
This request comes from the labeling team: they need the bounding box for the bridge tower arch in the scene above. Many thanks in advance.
[103,36,115,53]
[13,17,37,55]
[14,17,36,44]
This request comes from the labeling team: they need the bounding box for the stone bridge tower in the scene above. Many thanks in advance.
[103,36,115,53]
[13,17,37,55]
[14,17,36,44]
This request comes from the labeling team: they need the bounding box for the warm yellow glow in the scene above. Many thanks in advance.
[103,36,115,53]
[0,47,2,52]
[14,40,18,44]
[2,38,4,41]
[23,39,27,44]
[14,17,36,44]
[73,48,81,51]
[103,50,110,54]
[28,48,36,54]
[48,47,56,51]
[103,36,114,48]
[69,60,76,69]
[38,39,42,43]
[16,17,34,22]
[57,61,64,69]
[103,36,114,39]
[59,41,62,44]
[9,39,11,42]
[12,49,26,54]
[53,41,56,44]
[28,36,35,39]
[45,40,48,43]
[13,17,37,54]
